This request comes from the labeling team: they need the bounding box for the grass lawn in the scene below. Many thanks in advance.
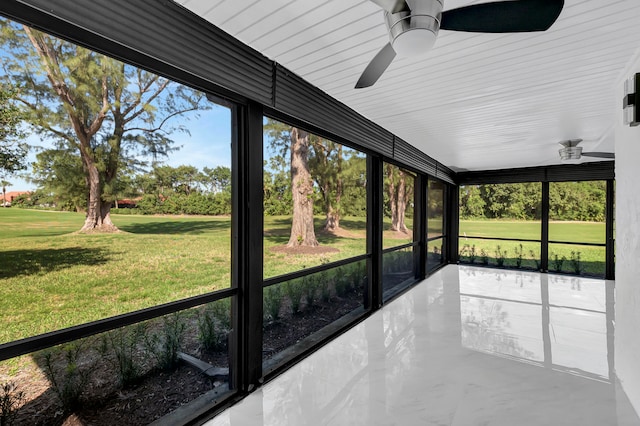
[459,219,606,276]
[0,209,608,345]
[0,209,232,344]
[0,209,411,344]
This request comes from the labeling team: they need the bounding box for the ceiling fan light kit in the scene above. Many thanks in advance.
[385,1,442,57]
[623,72,639,126]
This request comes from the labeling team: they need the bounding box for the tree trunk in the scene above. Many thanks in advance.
[396,170,408,233]
[79,156,118,233]
[324,144,342,232]
[387,164,398,231]
[287,128,318,247]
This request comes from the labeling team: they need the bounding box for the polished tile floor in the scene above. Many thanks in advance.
[205,266,640,426]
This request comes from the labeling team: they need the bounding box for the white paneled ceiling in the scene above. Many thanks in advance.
[177,0,640,171]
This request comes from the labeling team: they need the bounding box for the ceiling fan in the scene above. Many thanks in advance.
[356,0,564,88]
[558,139,614,161]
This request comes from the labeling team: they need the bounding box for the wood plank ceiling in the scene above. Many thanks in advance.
[175,0,640,171]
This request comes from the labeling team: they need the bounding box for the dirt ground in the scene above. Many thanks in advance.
[2,280,364,425]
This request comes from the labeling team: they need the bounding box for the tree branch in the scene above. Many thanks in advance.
[124,103,201,134]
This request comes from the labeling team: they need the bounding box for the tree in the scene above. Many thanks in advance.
[0,83,28,177]
[287,127,318,247]
[309,138,343,231]
[459,185,485,218]
[30,148,85,211]
[1,179,10,206]
[263,157,292,216]
[385,164,412,233]
[201,165,231,194]
[0,20,207,232]
[264,119,319,247]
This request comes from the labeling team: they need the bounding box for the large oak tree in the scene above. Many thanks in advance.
[0,19,206,232]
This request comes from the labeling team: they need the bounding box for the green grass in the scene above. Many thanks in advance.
[459,219,606,276]
[0,209,232,344]
[0,209,608,345]
[460,219,605,243]
[0,209,407,343]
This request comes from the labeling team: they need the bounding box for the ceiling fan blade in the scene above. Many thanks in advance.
[368,0,409,13]
[581,152,615,159]
[441,0,564,33]
[355,43,397,89]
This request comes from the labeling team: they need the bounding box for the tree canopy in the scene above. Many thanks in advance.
[0,82,28,177]
[460,181,607,222]
[0,18,208,231]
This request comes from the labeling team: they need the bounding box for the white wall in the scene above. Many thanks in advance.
[615,48,640,417]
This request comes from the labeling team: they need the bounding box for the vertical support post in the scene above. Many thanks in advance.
[447,182,460,265]
[541,181,550,272]
[605,179,615,280]
[367,155,383,309]
[414,174,427,281]
[234,101,264,392]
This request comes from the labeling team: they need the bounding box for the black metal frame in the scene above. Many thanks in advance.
[234,101,265,392]
[605,179,615,280]
[368,155,384,310]
[456,173,614,279]
[1,1,618,423]
[0,287,237,362]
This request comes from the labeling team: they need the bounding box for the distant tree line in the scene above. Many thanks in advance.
[460,181,607,222]
[15,163,232,215]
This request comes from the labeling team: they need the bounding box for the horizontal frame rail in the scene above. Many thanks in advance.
[382,242,417,254]
[0,287,238,362]
[458,235,541,244]
[548,240,607,247]
[263,254,370,288]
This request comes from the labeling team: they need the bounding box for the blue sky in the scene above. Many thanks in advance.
[1,15,232,192]
[9,103,232,191]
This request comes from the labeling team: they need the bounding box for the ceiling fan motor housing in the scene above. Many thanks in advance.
[559,146,582,161]
[385,0,443,56]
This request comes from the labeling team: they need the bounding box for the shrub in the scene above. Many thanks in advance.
[0,382,24,426]
[529,250,541,270]
[570,251,582,275]
[263,285,283,322]
[144,313,186,371]
[480,249,489,265]
[198,299,231,352]
[284,280,306,313]
[468,245,477,264]
[303,275,317,307]
[551,253,566,272]
[40,342,92,412]
[514,244,524,268]
[494,245,507,267]
[101,324,146,388]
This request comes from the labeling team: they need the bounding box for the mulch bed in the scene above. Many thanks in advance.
[2,282,364,425]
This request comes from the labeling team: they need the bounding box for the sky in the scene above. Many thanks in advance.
[8,103,232,192]
[1,15,232,192]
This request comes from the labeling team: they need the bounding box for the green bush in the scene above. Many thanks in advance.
[0,382,24,426]
[263,286,283,322]
[197,299,231,352]
[144,313,186,371]
[101,324,146,388]
[40,342,92,413]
